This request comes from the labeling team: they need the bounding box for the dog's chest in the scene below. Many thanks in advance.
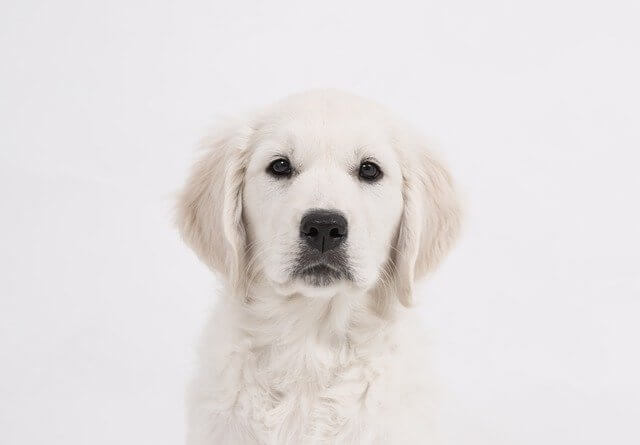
[188,307,436,444]
[236,338,390,444]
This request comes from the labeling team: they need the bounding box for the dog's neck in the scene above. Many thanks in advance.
[233,282,399,360]
[227,283,400,393]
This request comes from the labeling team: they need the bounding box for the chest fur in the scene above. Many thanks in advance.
[186,298,428,445]
[228,335,390,444]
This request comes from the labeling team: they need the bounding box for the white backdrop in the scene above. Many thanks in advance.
[1,1,639,444]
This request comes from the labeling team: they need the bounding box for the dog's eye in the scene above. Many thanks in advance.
[268,158,292,177]
[359,161,382,181]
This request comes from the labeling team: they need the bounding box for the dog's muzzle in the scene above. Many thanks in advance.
[292,209,352,286]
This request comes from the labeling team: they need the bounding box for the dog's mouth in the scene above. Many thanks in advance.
[291,253,352,287]
[298,263,343,286]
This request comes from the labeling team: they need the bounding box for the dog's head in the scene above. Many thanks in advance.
[177,90,460,306]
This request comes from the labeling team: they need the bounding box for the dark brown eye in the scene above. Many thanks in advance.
[359,161,382,181]
[268,158,292,177]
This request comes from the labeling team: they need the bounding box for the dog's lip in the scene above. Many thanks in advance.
[299,262,340,274]
[292,250,352,282]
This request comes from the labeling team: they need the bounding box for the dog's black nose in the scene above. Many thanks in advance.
[300,210,348,253]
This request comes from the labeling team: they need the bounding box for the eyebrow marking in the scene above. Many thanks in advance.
[361,155,381,164]
[352,145,382,164]
[352,144,370,159]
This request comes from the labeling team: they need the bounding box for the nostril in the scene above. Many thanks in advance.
[307,227,319,237]
[329,228,342,238]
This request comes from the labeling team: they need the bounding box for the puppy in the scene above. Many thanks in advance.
[177,90,461,444]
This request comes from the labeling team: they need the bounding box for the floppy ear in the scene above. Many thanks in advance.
[392,138,462,307]
[176,120,252,293]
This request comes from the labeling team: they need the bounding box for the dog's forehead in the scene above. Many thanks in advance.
[254,107,396,166]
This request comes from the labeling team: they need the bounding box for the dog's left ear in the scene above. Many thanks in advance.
[392,134,462,306]
[176,119,252,295]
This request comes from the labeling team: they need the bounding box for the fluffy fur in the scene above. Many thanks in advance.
[177,90,461,444]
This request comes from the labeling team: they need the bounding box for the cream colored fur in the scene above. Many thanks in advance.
[177,90,461,444]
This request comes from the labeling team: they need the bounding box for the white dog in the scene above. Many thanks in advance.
[177,90,461,444]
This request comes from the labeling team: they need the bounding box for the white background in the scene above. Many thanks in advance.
[1,1,639,444]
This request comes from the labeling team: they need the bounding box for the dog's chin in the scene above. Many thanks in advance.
[291,279,353,299]
[298,264,343,286]
[267,262,356,298]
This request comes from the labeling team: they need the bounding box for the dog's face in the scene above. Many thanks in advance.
[178,90,460,305]
[242,107,404,296]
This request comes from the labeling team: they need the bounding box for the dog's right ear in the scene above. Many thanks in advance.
[176,120,252,291]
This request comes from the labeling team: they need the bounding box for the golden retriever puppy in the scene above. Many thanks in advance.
[177,90,461,444]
